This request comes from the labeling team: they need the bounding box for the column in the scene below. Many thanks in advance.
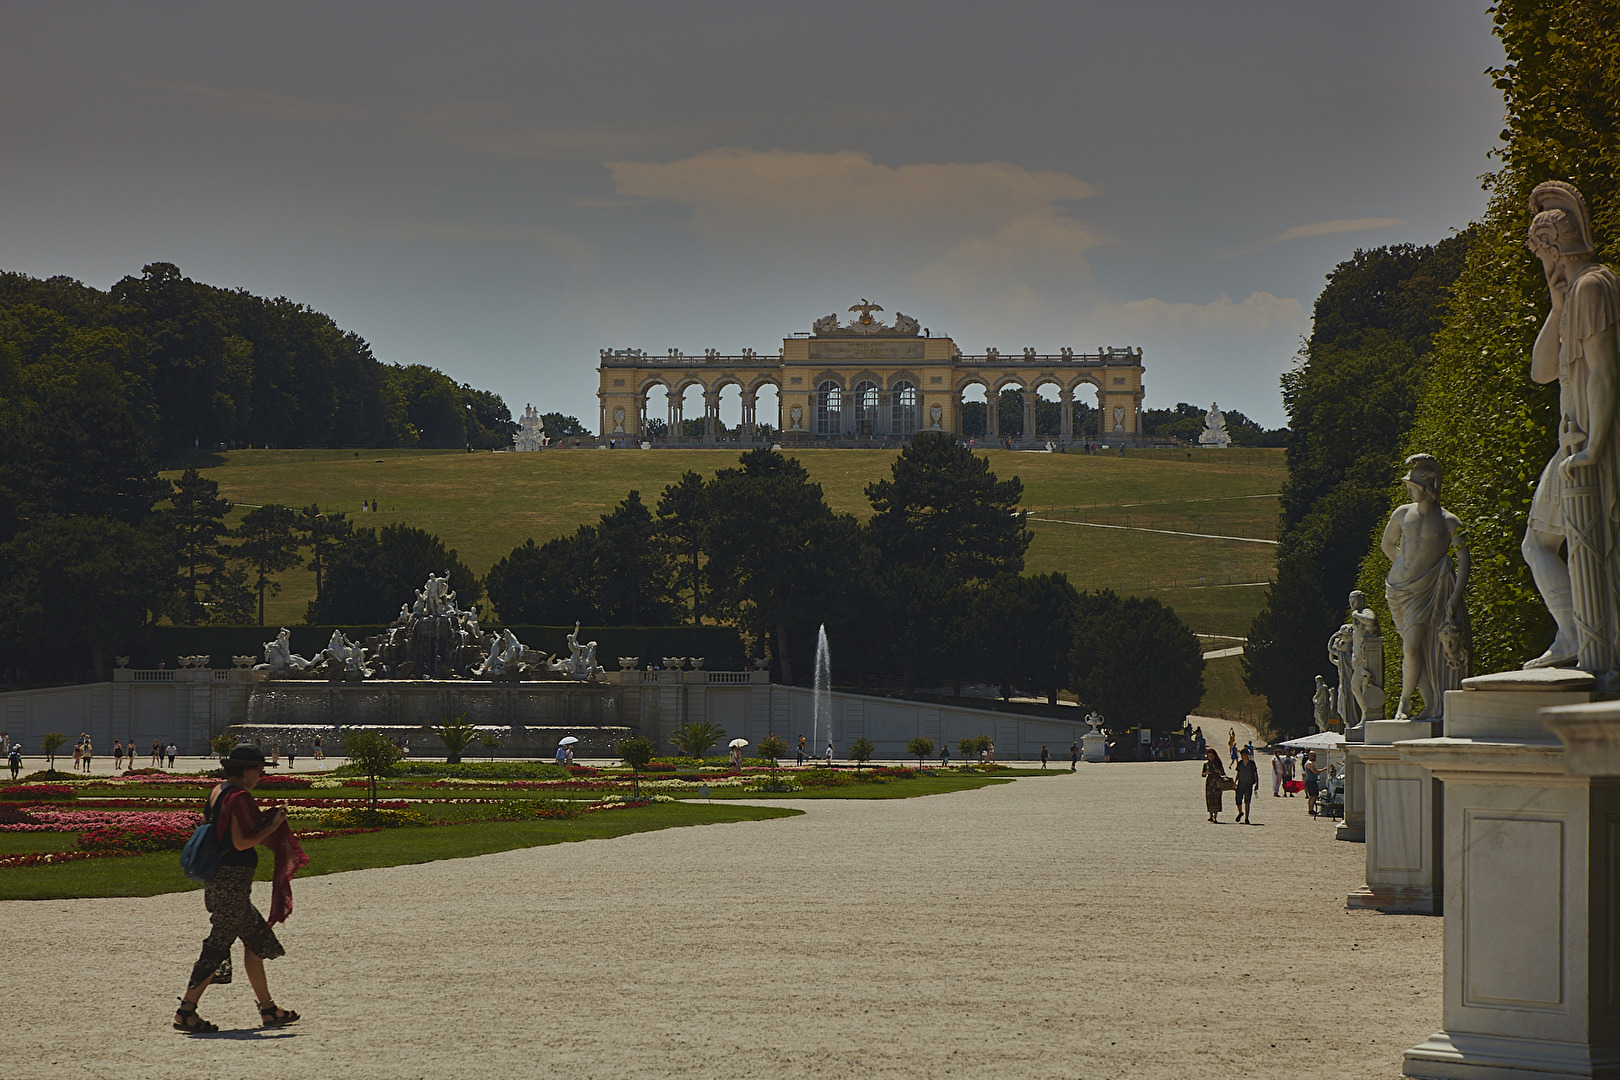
[1060,389,1074,442]
[741,392,756,440]
[986,390,1000,440]
[703,393,719,444]
[1022,391,1035,446]
[669,395,681,440]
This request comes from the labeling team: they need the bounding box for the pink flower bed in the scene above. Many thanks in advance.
[0,809,202,833]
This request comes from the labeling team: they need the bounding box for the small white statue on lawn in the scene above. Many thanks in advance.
[1198,402,1231,448]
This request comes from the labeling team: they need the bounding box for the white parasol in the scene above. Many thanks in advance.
[728,738,749,748]
[557,736,580,746]
[1278,731,1344,750]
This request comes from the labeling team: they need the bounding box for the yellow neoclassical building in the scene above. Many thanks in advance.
[596,302,1145,447]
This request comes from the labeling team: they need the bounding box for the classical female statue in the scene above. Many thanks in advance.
[1381,454,1470,720]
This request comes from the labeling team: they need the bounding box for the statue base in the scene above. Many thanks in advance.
[1081,731,1106,763]
[1397,691,1620,1078]
[1347,720,1440,914]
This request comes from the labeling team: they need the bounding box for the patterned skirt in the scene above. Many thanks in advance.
[187,865,285,988]
[1205,776,1225,815]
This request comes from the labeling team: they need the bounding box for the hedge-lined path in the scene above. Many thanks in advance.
[2,755,1437,1079]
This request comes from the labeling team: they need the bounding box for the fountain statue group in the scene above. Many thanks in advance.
[256,572,605,682]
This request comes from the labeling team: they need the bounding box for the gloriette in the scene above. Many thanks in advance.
[595,301,1146,447]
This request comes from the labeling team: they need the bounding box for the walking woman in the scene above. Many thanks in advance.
[175,745,308,1033]
[1234,747,1259,824]
[1303,750,1327,817]
[1201,748,1228,823]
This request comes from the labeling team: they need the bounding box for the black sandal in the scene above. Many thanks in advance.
[258,1000,300,1027]
[174,998,218,1033]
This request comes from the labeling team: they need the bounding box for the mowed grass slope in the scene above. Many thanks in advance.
[166,447,1284,644]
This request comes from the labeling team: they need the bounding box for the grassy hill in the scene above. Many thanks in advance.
[164,446,1283,715]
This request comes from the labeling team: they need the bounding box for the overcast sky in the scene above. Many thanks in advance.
[0,2,1506,427]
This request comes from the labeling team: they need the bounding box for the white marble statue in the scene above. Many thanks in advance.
[1381,453,1470,720]
[1349,592,1386,723]
[1328,620,1354,723]
[1312,675,1333,731]
[1112,406,1126,432]
[1521,180,1620,674]
[512,404,547,452]
[322,629,372,677]
[812,313,840,335]
[1198,402,1231,449]
[929,403,943,430]
[474,629,525,677]
[550,622,604,679]
[256,628,312,674]
[416,571,457,619]
[892,311,920,335]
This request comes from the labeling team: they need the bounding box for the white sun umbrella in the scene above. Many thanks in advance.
[728,738,749,748]
[1279,731,1344,751]
[557,736,580,746]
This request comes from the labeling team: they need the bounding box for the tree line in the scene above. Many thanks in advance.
[0,262,518,454]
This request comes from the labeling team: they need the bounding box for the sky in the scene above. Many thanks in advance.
[0,2,1508,428]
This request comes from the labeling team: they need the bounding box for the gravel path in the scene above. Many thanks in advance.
[2,751,1439,1079]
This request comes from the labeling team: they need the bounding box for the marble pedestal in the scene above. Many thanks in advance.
[1400,693,1620,1079]
[1338,725,1367,842]
[1081,730,1106,763]
[1348,719,1440,913]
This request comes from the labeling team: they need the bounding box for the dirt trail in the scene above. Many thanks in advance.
[2,758,1437,1079]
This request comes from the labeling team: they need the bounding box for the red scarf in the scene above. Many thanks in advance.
[221,786,310,926]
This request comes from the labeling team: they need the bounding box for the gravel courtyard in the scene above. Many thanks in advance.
[3,748,1440,1079]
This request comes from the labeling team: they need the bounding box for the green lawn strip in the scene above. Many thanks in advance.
[0,833,77,855]
[0,803,797,901]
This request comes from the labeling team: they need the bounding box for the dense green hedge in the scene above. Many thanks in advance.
[138,623,746,670]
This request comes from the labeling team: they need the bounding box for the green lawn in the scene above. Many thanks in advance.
[164,446,1285,641]
[0,802,798,901]
[673,768,1050,799]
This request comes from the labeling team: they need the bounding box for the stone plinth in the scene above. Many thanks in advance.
[1400,702,1620,1078]
[1337,729,1367,843]
[1348,719,1440,913]
[1081,730,1106,763]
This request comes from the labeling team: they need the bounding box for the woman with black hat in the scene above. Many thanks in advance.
[174,744,307,1033]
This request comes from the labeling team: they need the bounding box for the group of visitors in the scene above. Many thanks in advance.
[357,498,379,512]
[1202,742,1338,822]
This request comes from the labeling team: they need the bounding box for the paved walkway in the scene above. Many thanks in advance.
[1,757,1439,1078]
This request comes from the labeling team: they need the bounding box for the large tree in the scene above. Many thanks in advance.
[971,572,1081,704]
[865,432,1030,581]
[316,522,480,625]
[165,468,232,624]
[1072,590,1205,735]
[705,448,858,683]
[234,504,303,626]
[656,470,709,624]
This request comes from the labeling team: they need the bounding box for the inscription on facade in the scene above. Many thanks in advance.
[807,342,926,361]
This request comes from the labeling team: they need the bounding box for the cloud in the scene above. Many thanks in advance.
[414,102,727,160]
[128,79,368,122]
[1103,292,1308,336]
[607,148,1107,311]
[1275,217,1405,242]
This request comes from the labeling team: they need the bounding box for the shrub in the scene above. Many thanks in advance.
[795,770,853,788]
[316,806,429,829]
[21,769,79,782]
[905,737,935,766]
[333,760,569,781]
[957,735,991,761]
[342,730,403,809]
[670,720,726,760]
[41,732,66,769]
[758,777,802,793]
[480,733,501,760]
[1,784,77,802]
[848,738,875,769]
[431,713,480,764]
[210,734,237,757]
[616,736,655,793]
[758,733,787,770]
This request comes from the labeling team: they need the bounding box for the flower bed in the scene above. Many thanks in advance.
[254,776,314,790]
[0,805,40,825]
[78,818,198,853]
[0,849,142,869]
[1,809,202,833]
[0,784,77,802]
[316,807,429,829]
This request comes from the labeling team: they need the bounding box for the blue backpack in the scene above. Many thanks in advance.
[179,790,234,882]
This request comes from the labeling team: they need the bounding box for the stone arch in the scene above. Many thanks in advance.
[637,375,674,395]
[1027,372,1065,393]
[1067,374,1104,394]
[810,370,846,390]
[992,372,1029,393]
[708,374,746,394]
[886,370,920,391]
[847,369,882,388]
[746,374,782,395]
[673,376,710,397]
[954,374,992,394]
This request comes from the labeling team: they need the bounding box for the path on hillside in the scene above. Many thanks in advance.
[1029,516,1279,545]
[2,753,1437,1079]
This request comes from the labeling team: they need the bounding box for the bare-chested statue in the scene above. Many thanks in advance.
[1521,181,1620,674]
[1381,454,1470,720]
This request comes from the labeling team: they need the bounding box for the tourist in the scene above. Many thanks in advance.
[1039,745,1050,769]
[313,735,323,761]
[797,736,806,766]
[166,742,178,768]
[729,743,742,770]
[1227,728,1238,766]
[82,737,93,773]
[153,740,162,767]
[114,740,124,771]
[1234,748,1259,824]
[285,746,296,770]
[555,743,567,766]
[1271,749,1284,797]
[824,742,834,766]
[1069,740,1079,771]
[271,743,280,766]
[1201,748,1228,823]
[564,745,574,767]
[174,744,306,1034]
[1281,750,1297,796]
[940,744,949,767]
[1303,751,1327,816]
[987,740,996,764]
[0,732,7,755]
[8,743,21,780]
[73,738,84,772]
